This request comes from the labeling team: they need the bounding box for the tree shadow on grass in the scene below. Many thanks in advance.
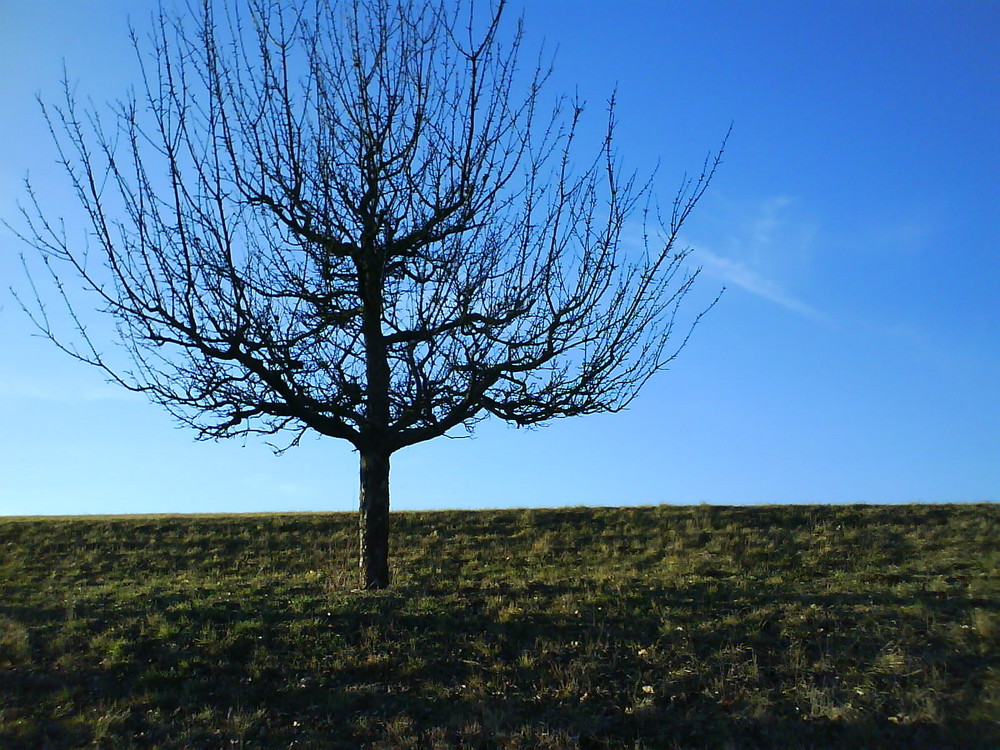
[3,572,997,749]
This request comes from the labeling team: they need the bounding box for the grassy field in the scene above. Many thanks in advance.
[0,503,997,749]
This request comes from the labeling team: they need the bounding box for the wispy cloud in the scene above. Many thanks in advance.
[695,245,826,321]
[750,195,796,247]
[686,194,830,323]
[0,378,141,403]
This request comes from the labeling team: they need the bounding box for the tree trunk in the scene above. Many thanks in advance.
[359,446,391,589]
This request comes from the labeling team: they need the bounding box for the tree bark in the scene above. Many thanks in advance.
[359,446,391,589]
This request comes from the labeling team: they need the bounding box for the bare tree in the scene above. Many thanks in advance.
[14,0,722,588]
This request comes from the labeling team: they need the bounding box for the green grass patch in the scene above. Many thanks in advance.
[1,504,997,748]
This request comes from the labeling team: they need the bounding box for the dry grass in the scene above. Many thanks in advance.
[1,503,997,748]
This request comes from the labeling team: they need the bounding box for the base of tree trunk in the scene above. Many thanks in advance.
[359,448,391,589]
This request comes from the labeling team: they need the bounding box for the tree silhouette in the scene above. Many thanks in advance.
[15,0,722,588]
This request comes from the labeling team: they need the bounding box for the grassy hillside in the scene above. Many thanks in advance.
[1,504,997,749]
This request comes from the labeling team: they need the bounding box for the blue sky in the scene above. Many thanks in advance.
[1,1,997,516]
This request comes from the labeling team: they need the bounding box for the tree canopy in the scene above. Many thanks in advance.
[14,0,722,587]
